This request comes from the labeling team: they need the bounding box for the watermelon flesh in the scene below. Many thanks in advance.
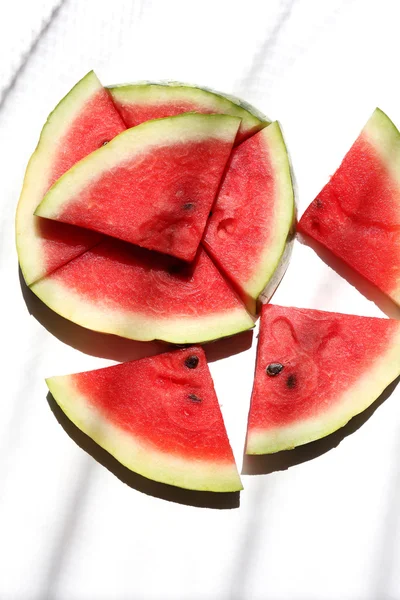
[109,82,267,145]
[297,108,400,306]
[46,347,243,492]
[203,122,294,314]
[35,114,240,263]
[246,304,400,454]
[16,71,126,285]
[30,239,254,343]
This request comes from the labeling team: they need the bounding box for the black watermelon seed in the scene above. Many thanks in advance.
[102,140,109,146]
[316,198,323,208]
[266,363,284,376]
[183,202,194,210]
[286,374,297,389]
[188,393,202,403]
[209,211,213,217]
[185,355,199,369]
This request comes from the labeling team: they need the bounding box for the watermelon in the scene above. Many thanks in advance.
[16,71,126,285]
[246,304,400,454]
[109,82,267,145]
[297,108,400,306]
[35,114,240,262]
[30,239,254,343]
[46,347,242,492]
[203,122,294,314]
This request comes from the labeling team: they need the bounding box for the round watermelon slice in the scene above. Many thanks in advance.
[203,122,294,314]
[109,82,267,145]
[246,304,400,455]
[46,346,242,492]
[297,108,400,306]
[34,114,240,263]
[16,70,126,285]
[30,239,254,343]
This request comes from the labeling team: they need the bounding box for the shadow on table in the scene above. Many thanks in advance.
[297,233,400,319]
[20,268,253,363]
[47,393,240,510]
[242,376,400,476]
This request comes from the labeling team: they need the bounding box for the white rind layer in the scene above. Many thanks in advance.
[47,375,243,492]
[363,108,400,187]
[244,122,295,302]
[247,325,400,454]
[16,71,103,285]
[31,275,254,344]
[109,82,266,136]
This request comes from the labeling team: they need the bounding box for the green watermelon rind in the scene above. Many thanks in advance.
[108,80,269,141]
[203,121,295,314]
[46,375,243,492]
[16,70,104,286]
[243,122,295,311]
[357,109,400,304]
[34,113,241,224]
[246,324,400,454]
[30,272,254,343]
[363,107,400,174]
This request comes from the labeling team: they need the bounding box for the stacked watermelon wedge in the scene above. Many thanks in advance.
[17,72,400,498]
[17,70,295,344]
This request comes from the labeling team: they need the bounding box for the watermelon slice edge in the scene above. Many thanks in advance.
[109,81,268,144]
[16,70,126,285]
[246,304,400,455]
[204,121,295,313]
[46,347,243,493]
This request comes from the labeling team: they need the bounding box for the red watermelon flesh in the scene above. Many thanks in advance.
[30,239,254,344]
[109,83,267,145]
[35,114,240,262]
[203,122,294,313]
[16,71,126,285]
[246,304,400,454]
[46,347,243,492]
[297,108,400,306]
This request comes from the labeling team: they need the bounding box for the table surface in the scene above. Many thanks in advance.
[2,0,400,598]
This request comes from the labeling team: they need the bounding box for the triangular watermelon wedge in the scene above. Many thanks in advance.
[35,114,240,263]
[109,82,267,145]
[46,347,243,492]
[203,122,294,314]
[246,304,400,455]
[31,239,254,343]
[297,108,400,306]
[16,71,126,285]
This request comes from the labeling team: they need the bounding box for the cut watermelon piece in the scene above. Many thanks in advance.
[203,122,294,314]
[46,347,242,492]
[109,82,268,145]
[297,108,400,306]
[246,304,400,454]
[16,71,126,285]
[35,114,240,262]
[31,239,254,343]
